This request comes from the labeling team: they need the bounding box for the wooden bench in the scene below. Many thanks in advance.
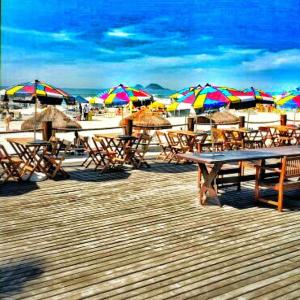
[255,155,300,211]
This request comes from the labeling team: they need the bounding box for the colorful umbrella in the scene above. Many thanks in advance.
[75,95,89,104]
[243,87,274,103]
[169,85,201,100]
[276,90,300,110]
[89,96,104,105]
[5,80,75,140]
[5,80,75,105]
[174,85,231,111]
[100,84,151,106]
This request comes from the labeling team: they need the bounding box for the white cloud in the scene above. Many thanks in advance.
[106,28,134,38]
[241,49,300,71]
[2,26,80,43]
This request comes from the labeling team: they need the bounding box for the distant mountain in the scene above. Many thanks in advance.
[134,84,144,89]
[145,83,167,90]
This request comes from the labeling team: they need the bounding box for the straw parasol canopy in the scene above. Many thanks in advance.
[120,107,171,128]
[21,106,81,130]
[196,111,239,125]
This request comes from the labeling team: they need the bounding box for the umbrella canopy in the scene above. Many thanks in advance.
[174,85,232,111]
[21,106,81,130]
[5,80,75,105]
[75,95,89,104]
[243,87,274,103]
[169,85,201,100]
[89,96,104,105]
[100,84,151,106]
[276,90,300,109]
[149,101,165,110]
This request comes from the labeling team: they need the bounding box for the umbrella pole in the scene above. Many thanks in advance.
[33,79,38,142]
[34,96,37,141]
[210,113,215,150]
[247,110,250,129]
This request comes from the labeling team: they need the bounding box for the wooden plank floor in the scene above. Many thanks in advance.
[1,160,300,299]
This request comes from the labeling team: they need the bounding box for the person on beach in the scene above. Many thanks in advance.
[79,103,83,120]
[4,113,13,131]
[83,104,90,120]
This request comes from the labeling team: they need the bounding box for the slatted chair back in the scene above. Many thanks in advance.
[167,131,180,147]
[283,155,300,178]
[155,130,172,160]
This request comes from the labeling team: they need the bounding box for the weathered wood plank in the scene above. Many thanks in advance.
[1,161,300,299]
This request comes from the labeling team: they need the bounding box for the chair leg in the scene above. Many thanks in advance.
[278,186,284,212]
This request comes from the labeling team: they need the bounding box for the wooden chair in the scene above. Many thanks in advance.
[255,156,300,211]
[195,133,208,152]
[131,132,152,168]
[275,126,296,146]
[79,136,103,169]
[0,145,32,182]
[167,131,189,163]
[200,128,226,152]
[156,131,172,161]
[93,137,125,173]
[43,138,70,178]
[258,126,277,147]
[223,130,244,150]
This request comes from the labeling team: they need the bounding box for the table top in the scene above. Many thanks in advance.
[223,127,258,133]
[7,138,50,146]
[170,130,209,136]
[95,133,137,140]
[177,145,300,164]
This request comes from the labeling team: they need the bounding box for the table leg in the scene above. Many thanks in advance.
[198,162,223,206]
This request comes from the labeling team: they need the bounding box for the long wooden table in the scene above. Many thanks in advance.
[178,146,300,206]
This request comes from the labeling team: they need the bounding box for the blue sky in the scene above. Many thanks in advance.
[1,0,300,90]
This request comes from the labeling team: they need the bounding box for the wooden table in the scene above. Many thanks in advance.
[169,130,209,152]
[178,146,300,206]
[223,127,263,149]
[94,133,137,161]
[7,138,51,179]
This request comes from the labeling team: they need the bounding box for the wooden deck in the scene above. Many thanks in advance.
[1,160,300,299]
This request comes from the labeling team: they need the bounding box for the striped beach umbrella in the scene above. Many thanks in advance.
[169,85,201,100]
[100,84,151,106]
[243,87,274,103]
[173,84,243,111]
[276,90,300,109]
[5,80,75,105]
[5,80,75,140]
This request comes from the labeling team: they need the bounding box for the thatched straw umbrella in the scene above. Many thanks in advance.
[21,106,81,130]
[120,107,171,129]
[196,111,239,125]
